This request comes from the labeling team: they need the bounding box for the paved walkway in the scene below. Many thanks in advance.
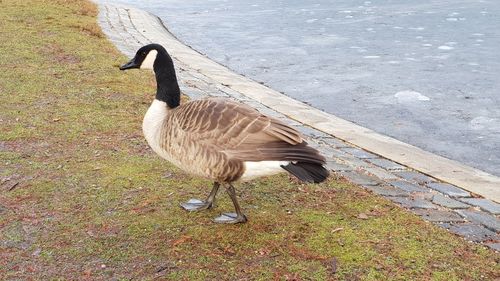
[96,3,499,251]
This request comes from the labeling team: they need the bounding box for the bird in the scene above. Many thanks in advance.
[119,43,329,223]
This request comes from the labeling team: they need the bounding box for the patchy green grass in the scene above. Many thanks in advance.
[0,0,498,280]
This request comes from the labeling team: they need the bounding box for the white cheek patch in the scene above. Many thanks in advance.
[140,50,158,69]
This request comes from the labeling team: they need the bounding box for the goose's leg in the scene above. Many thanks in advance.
[180,182,220,211]
[213,184,248,224]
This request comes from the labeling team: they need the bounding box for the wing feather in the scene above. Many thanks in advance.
[170,98,324,164]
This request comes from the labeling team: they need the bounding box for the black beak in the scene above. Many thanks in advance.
[119,59,139,70]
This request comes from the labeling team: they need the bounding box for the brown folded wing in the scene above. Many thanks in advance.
[171,98,325,164]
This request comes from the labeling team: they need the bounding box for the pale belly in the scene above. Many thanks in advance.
[240,161,289,182]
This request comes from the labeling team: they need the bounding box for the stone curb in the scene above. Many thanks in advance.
[95,2,499,250]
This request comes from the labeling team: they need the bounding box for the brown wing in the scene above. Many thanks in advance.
[171,98,325,164]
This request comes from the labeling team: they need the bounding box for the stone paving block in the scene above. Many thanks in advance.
[456,210,500,232]
[362,167,400,181]
[179,86,206,100]
[363,185,409,197]
[204,88,229,97]
[440,223,499,242]
[243,101,279,116]
[389,197,438,209]
[366,158,406,171]
[340,147,379,159]
[485,243,500,251]
[411,209,465,222]
[338,171,381,186]
[394,171,436,184]
[458,198,500,215]
[316,146,336,158]
[274,116,303,127]
[332,151,371,169]
[426,182,471,197]
[307,140,329,153]
[432,194,470,209]
[325,161,353,172]
[291,124,331,138]
[389,180,431,193]
[226,92,254,102]
[317,136,351,148]
[183,70,213,84]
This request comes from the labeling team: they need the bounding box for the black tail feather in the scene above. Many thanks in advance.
[281,162,329,183]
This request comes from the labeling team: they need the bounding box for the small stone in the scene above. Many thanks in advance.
[456,210,500,232]
[338,171,381,186]
[411,209,465,222]
[0,203,9,214]
[32,248,42,256]
[340,147,378,159]
[389,180,430,193]
[162,172,173,178]
[366,158,405,170]
[389,197,438,209]
[363,185,409,197]
[4,181,20,191]
[432,194,470,209]
[459,198,500,215]
[357,213,369,219]
[394,171,435,184]
[426,182,470,197]
[331,257,338,274]
[441,223,499,242]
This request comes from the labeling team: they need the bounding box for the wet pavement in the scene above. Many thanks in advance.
[111,0,500,176]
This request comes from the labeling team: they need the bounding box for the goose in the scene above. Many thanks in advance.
[119,43,329,223]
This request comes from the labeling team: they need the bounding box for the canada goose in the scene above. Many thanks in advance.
[120,43,329,223]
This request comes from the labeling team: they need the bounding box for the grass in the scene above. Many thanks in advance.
[0,0,498,280]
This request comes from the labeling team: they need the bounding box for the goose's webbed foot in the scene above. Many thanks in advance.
[180,198,213,211]
[213,212,247,224]
[213,183,248,224]
[180,182,220,212]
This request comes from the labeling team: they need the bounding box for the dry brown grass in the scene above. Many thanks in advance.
[52,0,98,17]
[77,22,104,38]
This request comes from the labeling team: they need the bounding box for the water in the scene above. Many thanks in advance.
[108,0,500,176]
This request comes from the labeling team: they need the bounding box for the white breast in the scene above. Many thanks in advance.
[142,99,170,158]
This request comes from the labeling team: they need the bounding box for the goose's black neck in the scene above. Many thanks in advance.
[154,49,180,109]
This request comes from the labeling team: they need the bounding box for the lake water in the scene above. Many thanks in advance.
[107,0,500,176]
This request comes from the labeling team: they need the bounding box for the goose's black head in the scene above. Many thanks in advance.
[120,44,181,108]
[119,43,166,71]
